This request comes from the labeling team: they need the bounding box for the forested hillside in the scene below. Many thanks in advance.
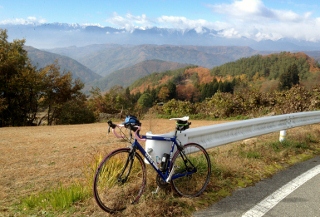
[130,52,320,95]
[85,51,320,122]
[25,46,101,83]
[85,59,191,92]
[211,52,319,79]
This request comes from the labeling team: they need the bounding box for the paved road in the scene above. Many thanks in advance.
[264,173,320,216]
[193,156,320,217]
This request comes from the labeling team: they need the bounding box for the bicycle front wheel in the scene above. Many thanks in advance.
[93,148,146,213]
[170,143,211,197]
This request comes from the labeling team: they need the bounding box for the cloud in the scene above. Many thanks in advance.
[104,0,320,42]
[106,12,153,32]
[4,0,318,43]
[209,0,274,20]
[208,0,320,42]
[0,16,46,25]
[157,16,218,33]
[107,13,220,34]
[208,0,308,22]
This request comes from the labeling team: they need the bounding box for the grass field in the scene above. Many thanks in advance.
[1,118,319,216]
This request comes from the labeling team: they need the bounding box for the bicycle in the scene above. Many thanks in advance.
[93,115,211,213]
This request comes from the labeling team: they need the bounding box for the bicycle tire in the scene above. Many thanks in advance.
[170,143,211,197]
[93,148,146,213]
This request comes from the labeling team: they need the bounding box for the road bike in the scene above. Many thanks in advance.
[93,115,211,213]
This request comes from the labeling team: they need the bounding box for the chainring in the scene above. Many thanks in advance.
[156,174,170,189]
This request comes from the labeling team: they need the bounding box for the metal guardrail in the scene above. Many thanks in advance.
[176,111,320,150]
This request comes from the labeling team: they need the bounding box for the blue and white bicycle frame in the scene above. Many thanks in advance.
[110,123,196,185]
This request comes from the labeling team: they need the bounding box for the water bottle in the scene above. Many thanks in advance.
[160,153,170,171]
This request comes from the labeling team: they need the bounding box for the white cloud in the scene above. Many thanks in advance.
[215,0,270,18]
[208,0,320,42]
[106,12,153,32]
[107,13,220,34]
[82,23,103,27]
[104,0,320,42]
[0,0,319,42]
[157,16,218,33]
[0,16,46,25]
[218,28,242,38]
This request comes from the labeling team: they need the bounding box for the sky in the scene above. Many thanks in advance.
[0,0,320,42]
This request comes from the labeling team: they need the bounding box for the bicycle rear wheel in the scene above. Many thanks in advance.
[93,148,146,213]
[170,143,211,197]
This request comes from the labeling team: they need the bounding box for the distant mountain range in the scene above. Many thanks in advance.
[46,44,261,77]
[85,59,191,92]
[25,43,320,93]
[3,23,320,51]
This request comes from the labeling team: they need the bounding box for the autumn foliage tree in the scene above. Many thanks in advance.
[0,29,93,126]
[87,86,135,119]
[0,29,41,126]
[39,61,90,125]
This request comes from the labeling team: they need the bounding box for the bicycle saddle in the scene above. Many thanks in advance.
[169,116,189,121]
[170,116,191,131]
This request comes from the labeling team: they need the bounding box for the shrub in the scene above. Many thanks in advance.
[56,100,95,125]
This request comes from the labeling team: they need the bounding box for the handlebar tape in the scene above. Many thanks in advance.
[107,120,117,129]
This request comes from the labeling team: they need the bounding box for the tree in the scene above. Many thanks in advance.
[39,61,85,125]
[158,86,170,102]
[0,29,92,126]
[56,97,95,125]
[87,87,106,118]
[104,86,130,115]
[167,81,177,100]
[137,93,153,108]
[0,29,41,126]
[278,64,300,91]
[289,64,300,86]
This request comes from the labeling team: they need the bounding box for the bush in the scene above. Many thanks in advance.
[56,100,95,125]
[162,99,196,116]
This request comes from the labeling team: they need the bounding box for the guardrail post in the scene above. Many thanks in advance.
[279,130,286,142]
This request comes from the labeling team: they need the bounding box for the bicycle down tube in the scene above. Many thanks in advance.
[133,134,178,182]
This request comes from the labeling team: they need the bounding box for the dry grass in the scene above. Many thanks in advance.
[0,119,225,216]
[0,119,319,216]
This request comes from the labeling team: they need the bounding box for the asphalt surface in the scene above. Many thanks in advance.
[265,173,320,216]
[193,156,320,217]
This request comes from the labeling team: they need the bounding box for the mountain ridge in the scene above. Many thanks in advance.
[3,23,320,51]
[25,44,320,93]
[85,59,192,92]
[128,52,320,96]
[25,46,102,83]
[46,44,261,77]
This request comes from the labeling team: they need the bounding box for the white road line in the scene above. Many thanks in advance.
[242,164,320,217]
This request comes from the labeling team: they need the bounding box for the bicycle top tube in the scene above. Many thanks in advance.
[110,123,178,143]
[108,116,190,140]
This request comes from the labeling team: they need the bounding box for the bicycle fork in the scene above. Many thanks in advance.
[117,150,135,184]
